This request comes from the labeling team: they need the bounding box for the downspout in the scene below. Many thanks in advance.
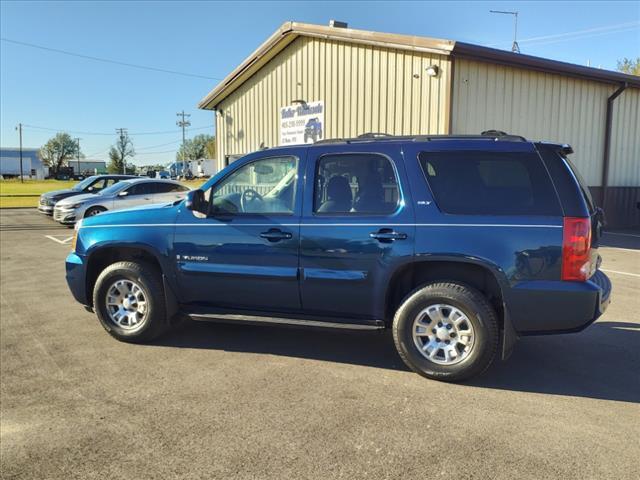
[601,82,627,211]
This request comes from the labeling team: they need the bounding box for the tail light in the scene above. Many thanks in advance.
[562,217,591,281]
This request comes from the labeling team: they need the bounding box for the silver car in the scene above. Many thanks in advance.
[53,178,190,225]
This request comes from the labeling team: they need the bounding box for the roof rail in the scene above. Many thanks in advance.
[357,132,393,139]
[313,132,528,145]
[481,130,527,141]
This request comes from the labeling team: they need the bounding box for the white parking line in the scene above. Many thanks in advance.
[601,269,640,278]
[600,246,640,253]
[44,235,73,245]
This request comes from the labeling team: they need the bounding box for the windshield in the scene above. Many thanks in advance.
[72,176,98,191]
[99,181,130,196]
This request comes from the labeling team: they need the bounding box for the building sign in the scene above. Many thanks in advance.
[280,101,324,146]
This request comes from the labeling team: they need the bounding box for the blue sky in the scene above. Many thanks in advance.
[1,0,638,166]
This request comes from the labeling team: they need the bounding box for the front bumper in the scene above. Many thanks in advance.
[53,207,77,224]
[66,252,88,305]
[509,269,612,334]
[38,205,54,214]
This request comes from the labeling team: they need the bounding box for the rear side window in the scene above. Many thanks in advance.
[419,151,561,216]
[127,183,153,196]
[314,153,399,214]
[562,155,595,212]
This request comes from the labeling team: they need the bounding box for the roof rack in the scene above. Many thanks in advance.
[314,131,527,145]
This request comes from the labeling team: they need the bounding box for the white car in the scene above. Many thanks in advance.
[53,178,190,225]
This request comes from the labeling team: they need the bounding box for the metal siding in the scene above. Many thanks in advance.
[215,36,451,166]
[452,58,619,187]
[610,88,640,187]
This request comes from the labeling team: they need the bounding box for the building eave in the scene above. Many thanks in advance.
[198,21,455,110]
[198,22,639,111]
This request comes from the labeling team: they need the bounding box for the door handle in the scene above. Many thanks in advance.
[370,229,407,243]
[259,229,293,242]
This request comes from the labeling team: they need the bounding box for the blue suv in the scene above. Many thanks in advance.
[66,133,611,382]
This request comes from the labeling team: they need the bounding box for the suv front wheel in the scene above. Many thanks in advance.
[93,261,168,343]
[392,282,498,382]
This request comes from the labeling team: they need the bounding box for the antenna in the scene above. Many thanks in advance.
[490,10,520,53]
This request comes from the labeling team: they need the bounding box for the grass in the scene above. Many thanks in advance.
[0,178,208,208]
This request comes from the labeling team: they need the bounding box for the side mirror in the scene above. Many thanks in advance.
[86,186,94,192]
[118,190,129,197]
[185,189,207,214]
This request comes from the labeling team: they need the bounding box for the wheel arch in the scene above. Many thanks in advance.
[85,243,167,308]
[385,256,516,359]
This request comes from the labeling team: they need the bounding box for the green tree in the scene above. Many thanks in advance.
[617,57,640,76]
[177,134,215,161]
[205,136,216,160]
[39,132,80,175]
[108,132,135,174]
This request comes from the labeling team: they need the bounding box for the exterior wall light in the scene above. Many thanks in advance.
[425,65,439,77]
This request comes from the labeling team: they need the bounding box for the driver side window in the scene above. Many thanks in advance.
[210,156,298,215]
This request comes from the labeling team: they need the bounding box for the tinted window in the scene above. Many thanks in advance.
[314,154,399,214]
[153,182,175,193]
[126,183,153,196]
[210,156,298,214]
[419,151,561,216]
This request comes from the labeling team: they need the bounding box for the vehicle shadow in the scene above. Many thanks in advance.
[155,319,640,404]
[600,231,640,250]
[469,321,640,404]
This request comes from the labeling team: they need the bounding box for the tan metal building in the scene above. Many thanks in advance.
[199,21,640,227]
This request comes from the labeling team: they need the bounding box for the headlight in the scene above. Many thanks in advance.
[68,203,82,209]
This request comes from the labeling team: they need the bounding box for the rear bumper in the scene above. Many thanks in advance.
[66,252,89,305]
[508,270,612,334]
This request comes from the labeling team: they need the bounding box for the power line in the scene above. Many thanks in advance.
[1,37,222,81]
[486,21,640,48]
[21,123,212,136]
[520,21,639,44]
[136,139,182,151]
[136,149,179,155]
[176,111,191,160]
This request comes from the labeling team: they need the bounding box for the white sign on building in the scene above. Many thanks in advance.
[279,101,324,146]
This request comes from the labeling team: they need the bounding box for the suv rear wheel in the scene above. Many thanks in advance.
[392,282,498,382]
[93,261,167,343]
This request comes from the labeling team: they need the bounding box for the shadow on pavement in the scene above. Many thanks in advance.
[600,231,640,250]
[156,319,640,404]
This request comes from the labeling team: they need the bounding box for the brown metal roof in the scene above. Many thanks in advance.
[198,21,639,110]
[453,42,640,88]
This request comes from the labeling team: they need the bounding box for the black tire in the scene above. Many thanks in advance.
[84,206,106,218]
[93,261,168,343]
[392,282,498,382]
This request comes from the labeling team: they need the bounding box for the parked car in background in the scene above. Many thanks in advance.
[65,132,611,382]
[157,171,171,179]
[53,178,190,225]
[38,174,137,215]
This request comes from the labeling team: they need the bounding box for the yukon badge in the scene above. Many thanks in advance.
[177,255,209,262]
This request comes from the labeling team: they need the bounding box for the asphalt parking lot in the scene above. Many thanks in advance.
[1,208,639,480]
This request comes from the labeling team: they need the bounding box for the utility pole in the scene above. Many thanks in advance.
[115,128,128,174]
[176,111,191,162]
[490,10,520,53]
[15,123,24,183]
[75,138,81,176]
